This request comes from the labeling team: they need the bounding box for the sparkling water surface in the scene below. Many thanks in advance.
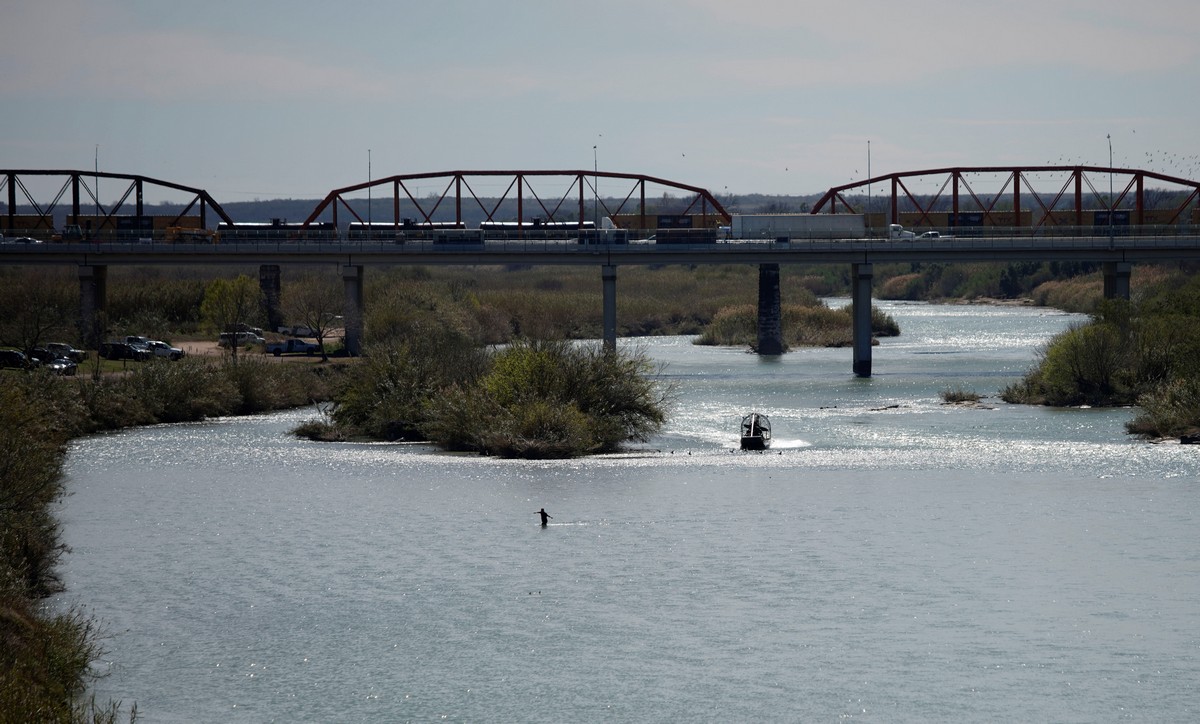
[58,301,1199,721]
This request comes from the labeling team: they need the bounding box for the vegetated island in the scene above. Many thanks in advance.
[294,334,671,459]
[1001,268,1200,441]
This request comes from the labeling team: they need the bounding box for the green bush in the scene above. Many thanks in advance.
[423,340,669,457]
[1034,323,1128,405]
[332,324,488,441]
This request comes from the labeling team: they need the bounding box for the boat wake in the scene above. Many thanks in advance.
[768,438,812,449]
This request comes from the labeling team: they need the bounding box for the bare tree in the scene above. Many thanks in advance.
[0,271,74,352]
[282,273,343,362]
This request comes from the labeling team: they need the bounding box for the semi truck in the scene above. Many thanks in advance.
[731,214,866,240]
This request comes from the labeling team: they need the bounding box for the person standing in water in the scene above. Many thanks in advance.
[536,508,552,526]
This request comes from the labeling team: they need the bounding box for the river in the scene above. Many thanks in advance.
[58,301,1199,721]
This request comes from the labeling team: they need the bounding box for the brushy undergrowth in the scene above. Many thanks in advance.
[66,357,340,433]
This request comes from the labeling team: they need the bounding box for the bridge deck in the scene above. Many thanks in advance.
[3,234,1200,267]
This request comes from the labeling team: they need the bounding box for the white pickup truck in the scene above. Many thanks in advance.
[125,336,185,360]
[146,340,186,360]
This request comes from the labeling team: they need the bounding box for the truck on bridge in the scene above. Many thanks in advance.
[732,214,866,240]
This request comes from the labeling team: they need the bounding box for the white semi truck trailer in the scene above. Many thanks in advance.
[731,214,866,240]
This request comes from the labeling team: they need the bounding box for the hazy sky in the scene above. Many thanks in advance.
[3,0,1198,204]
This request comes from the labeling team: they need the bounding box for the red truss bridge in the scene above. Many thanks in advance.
[812,166,1200,229]
[302,170,732,229]
[2,169,235,232]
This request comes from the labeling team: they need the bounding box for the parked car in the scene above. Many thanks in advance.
[45,342,87,362]
[276,324,316,337]
[29,347,59,364]
[44,357,77,376]
[145,340,185,360]
[0,349,35,369]
[218,331,265,348]
[99,342,151,361]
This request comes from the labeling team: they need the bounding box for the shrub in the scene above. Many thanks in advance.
[118,358,238,423]
[1037,323,1128,405]
[878,273,925,300]
[695,304,756,346]
[333,325,488,441]
[941,386,982,403]
[1126,377,1200,438]
[420,340,671,457]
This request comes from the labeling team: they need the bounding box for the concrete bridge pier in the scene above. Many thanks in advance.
[78,264,107,348]
[1103,262,1132,300]
[852,263,873,378]
[756,263,784,355]
[259,265,283,333]
[342,264,364,356]
[602,265,617,352]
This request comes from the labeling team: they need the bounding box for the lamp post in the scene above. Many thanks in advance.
[1107,134,1114,249]
[593,143,599,232]
[368,149,372,227]
[867,140,872,236]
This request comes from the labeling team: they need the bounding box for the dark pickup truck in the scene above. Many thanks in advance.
[264,338,321,356]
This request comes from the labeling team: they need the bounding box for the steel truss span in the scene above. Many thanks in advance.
[812,166,1200,229]
[1,170,235,231]
[302,170,732,229]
